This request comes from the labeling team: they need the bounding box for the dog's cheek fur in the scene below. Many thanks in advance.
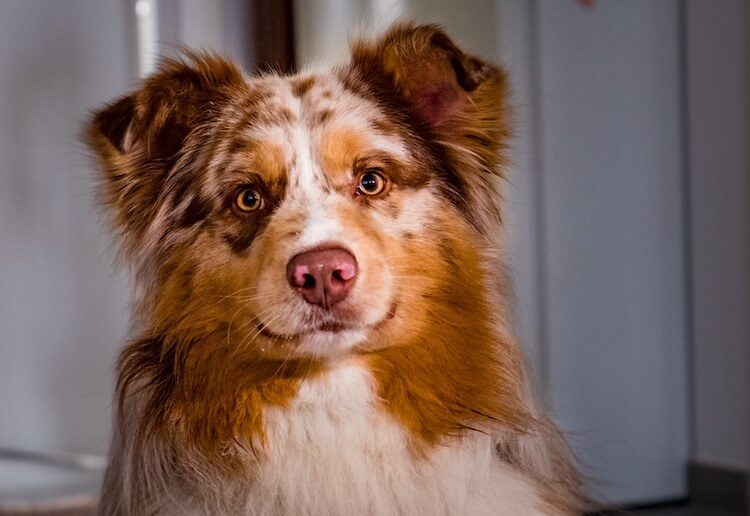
[116,227,328,471]
[362,206,531,446]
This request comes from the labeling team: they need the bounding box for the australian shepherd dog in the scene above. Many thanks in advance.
[86,23,585,515]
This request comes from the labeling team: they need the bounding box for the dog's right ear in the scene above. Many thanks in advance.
[86,53,245,239]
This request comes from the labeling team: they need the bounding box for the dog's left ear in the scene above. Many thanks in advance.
[348,23,511,230]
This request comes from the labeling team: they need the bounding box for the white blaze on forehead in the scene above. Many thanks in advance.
[288,96,345,248]
[297,202,344,248]
[289,122,326,199]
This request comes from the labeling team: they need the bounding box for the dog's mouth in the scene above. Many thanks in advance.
[256,302,398,341]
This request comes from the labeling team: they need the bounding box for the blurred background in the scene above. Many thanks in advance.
[0,0,747,514]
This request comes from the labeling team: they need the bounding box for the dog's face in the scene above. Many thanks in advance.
[88,25,509,359]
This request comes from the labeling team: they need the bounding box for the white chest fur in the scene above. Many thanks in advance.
[232,363,549,516]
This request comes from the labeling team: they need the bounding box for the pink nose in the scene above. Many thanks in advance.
[286,247,358,309]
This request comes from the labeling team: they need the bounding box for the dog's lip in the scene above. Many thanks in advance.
[256,302,397,340]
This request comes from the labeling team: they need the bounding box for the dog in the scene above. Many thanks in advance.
[86,23,584,515]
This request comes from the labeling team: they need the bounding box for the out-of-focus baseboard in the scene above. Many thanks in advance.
[688,461,747,512]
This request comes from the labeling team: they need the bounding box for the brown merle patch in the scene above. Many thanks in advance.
[290,76,316,97]
[313,109,333,125]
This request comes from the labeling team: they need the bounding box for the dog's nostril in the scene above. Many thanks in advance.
[286,247,358,309]
[302,274,316,288]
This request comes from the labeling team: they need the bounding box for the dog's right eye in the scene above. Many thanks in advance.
[235,188,264,212]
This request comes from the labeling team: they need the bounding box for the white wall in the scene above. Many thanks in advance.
[158,0,254,69]
[686,0,750,472]
[0,0,133,456]
[533,1,690,503]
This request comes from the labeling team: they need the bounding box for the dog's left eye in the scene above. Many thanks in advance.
[357,170,387,196]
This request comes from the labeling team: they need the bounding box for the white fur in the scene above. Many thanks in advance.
[152,362,553,515]
[294,328,369,357]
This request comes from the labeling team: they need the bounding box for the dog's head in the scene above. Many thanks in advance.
[88,24,510,359]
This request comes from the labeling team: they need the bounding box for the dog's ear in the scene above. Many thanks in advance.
[86,53,245,240]
[348,24,511,230]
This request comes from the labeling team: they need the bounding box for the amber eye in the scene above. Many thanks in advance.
[357,170,386,196]
[235,187,264,212]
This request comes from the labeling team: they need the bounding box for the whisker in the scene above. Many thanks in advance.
[225,305,249,348]
[238,312,284,352]
[206,285,264,308]
[269,326,297,383]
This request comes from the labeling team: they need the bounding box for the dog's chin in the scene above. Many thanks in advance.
[294,328,368,358]
[257,301,398,359]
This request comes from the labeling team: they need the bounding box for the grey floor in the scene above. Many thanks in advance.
[0,457,99,514]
